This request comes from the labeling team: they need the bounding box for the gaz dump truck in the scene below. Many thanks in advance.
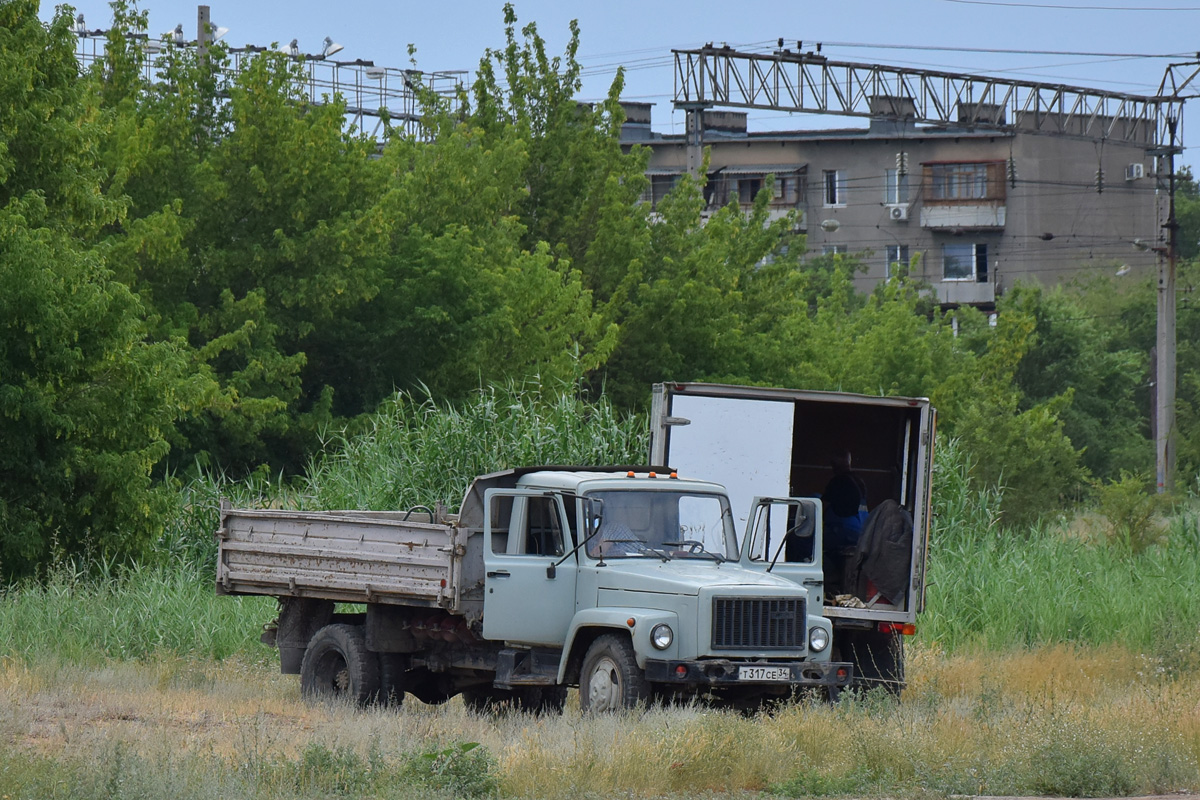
[216,466,853,712]
[650,382,935,691]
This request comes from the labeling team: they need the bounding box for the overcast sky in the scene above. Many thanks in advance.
[56,0,1200,171]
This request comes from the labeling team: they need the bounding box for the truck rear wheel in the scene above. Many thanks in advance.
[300,624,381,706]
[378,653,406,707]
[579,634,650,712]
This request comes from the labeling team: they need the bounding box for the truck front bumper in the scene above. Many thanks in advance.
[644,658,853,688]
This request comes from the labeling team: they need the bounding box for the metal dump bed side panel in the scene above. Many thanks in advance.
[216,507,463,610]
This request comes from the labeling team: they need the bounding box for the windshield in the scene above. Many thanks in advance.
[585,490,738,561]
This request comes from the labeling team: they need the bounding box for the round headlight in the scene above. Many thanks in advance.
[809,627,830,653]
[650,623,674,650]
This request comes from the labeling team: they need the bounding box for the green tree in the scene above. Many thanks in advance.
[1003,282,1147,481]
[1173,166,1199,262]
[469,3,648,282]
[945,308,1088,524]
[0,2,200,578]
[586,170,810,405]
[100,30,389,469]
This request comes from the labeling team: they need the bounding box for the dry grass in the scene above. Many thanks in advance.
[2,645,1198,799]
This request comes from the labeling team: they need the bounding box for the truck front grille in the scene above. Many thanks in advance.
[711,597,806,650]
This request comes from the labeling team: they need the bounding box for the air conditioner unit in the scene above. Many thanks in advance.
[887,203,910,222]
[1125,163,1145,181]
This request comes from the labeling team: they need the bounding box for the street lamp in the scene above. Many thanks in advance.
[322,37,344,58]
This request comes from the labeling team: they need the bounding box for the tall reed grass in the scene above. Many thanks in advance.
[0,561,271,664]
[924,437,1200,665]
[5,401,1199,669]
[301,379,649,512]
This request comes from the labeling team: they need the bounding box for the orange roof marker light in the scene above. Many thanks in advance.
[648,472,657,478]
[627,471,636,478]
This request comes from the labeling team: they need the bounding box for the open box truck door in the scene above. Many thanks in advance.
[650,382,935,691]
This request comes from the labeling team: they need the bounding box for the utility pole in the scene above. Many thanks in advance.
[680,102,709,178]
[1156,116,1181,493]
[197,5,210,63]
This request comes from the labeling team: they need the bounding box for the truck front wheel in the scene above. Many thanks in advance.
[300,623,381,706]
[579,634,650,712]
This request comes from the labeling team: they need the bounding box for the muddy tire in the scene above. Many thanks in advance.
[378,653,407,707]
[300,624,381,706]
[579,634,650,712]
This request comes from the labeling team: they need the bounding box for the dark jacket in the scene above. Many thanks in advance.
[847,499,913,606]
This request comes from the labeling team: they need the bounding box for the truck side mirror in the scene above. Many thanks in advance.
[583,496,605,536]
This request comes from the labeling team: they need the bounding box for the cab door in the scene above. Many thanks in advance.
[740,497,826,605]
[482,489,578,645]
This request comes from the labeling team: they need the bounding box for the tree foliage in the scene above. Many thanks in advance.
[0,2,199,579]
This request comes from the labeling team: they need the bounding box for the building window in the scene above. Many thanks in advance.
[642,174,680,208]
[886,244,910,277]
[943,243,989,282]
[927,162,1006,201]
[653,174,678,206]
[823,170,846,206]
[735,176,763,204]
[823,244,848,256]
[776,176,801,205]
[885,169,909,205]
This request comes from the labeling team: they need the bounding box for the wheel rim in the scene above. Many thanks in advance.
[586,655,623,711]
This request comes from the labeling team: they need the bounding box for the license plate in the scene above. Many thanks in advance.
[737,666,791,682]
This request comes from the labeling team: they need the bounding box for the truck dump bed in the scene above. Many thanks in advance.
[216,504,466,610]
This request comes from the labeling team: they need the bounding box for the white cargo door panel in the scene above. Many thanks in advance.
[664,394,794,533]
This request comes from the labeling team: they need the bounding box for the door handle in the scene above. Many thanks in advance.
[802,579,824,586]
[486,570,511,578]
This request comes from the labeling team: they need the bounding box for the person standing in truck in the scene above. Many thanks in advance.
[821,449,868,595]
[822,449,868,549]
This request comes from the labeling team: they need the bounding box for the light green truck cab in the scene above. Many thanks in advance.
[474,468,849,709]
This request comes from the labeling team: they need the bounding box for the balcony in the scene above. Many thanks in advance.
[920,161,1007,231]
[921,203,1006,230]
[934,279,995,306]
[707,164,807,225]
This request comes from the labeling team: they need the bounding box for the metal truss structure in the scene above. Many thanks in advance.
[674,45,1200,149]
[74,30,465,138]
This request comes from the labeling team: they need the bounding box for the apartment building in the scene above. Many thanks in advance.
[621,101,1161,308]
